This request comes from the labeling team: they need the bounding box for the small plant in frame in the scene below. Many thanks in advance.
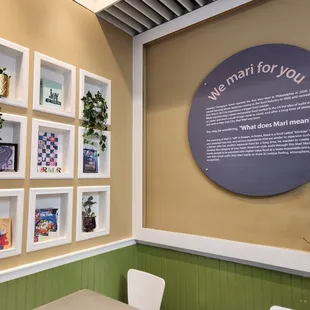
[81,91,108,156]
[82,195,97,232]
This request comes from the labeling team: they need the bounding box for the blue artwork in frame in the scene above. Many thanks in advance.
[0,143,18,172]
[83,148,98,173]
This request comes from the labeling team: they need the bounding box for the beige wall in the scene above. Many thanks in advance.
[145,0,310,251]
[0,0,132,269]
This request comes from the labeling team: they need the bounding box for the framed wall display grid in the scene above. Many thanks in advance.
[0,36,113,259]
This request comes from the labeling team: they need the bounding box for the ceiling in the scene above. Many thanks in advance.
[75,0,217,36]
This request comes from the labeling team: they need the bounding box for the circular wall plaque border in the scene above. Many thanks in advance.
[188,44,310,196]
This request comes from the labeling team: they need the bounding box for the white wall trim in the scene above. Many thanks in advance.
[74,0,121,13]
[0,238,135,284]
[132,0,310,277]
[74,0,97,12]
[135,230,310,277]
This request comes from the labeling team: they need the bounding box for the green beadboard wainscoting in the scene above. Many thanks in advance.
[0,245,137,310]
[1,244,310,310]
[136,244,310,310]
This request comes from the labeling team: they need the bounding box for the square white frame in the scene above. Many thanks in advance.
[132,0,310,276]
[30,119,75,179]
[78,127,111,179]
[76,186,110,241]
[0,189,24,259]
[0,37,29,108]
[27,187,73,252]
[79,69,111,125]
[33,52,76,118]
[0,113,27,179]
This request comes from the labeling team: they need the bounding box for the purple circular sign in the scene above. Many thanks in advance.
[188,44,310,196]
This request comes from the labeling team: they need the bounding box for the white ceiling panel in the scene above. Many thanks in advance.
[97,0,217,36]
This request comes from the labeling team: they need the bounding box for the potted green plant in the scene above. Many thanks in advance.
[0,68,11,98]
[82,196,97,232]
[81,91,108,155]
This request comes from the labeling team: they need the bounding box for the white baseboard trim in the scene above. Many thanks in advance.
[0,238,136,284]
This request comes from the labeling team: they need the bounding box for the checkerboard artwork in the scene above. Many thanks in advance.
[37,132,59,167]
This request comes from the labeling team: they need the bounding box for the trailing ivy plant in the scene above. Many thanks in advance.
[81,91,108,155]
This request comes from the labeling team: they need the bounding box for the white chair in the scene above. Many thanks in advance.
[270,306,294,310]
[127,269,165,310]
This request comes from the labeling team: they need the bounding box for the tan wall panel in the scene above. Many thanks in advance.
[145,0,310,251]
[0,0,132,269]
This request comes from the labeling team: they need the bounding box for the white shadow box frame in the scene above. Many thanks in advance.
[0,37,29,108]
[27,187,73,252]
[0,113,27,179]
[76,186,110,242]
[79,69,111,125]
[33,52,76,118]
[0,189,24,259]
[78,127,111,179]
[30,119,75,179]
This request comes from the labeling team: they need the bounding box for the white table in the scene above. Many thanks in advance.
[34,289,138,310]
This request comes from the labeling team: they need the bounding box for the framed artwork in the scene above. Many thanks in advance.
[37,132,61,173]
[0,143,18,172]
[34,208,59,243]
[40,78,63,108]
[83,148,98,173]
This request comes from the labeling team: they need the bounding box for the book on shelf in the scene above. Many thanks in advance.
[34,208,59,243]
[0,218,11,250]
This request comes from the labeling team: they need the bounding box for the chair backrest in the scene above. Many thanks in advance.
[127,269,165,310]
[270,306,294,310]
